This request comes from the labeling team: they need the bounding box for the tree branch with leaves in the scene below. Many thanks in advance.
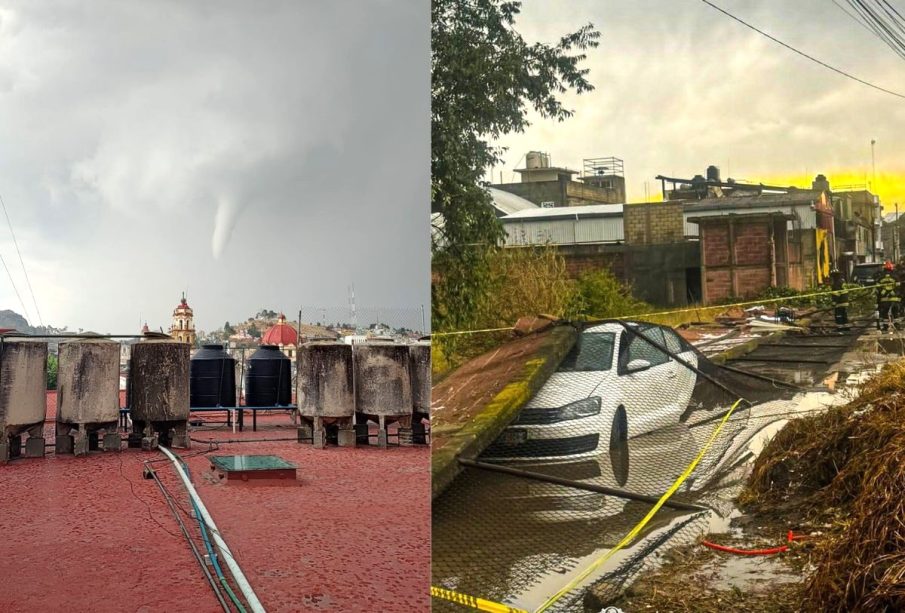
[431,0,599,331]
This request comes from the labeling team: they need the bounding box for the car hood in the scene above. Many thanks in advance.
[525,370,612,409]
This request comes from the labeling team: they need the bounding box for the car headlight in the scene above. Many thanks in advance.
[559,396,602,421]
[512,396,602,425]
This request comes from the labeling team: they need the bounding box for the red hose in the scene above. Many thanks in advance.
[700,530,807,556]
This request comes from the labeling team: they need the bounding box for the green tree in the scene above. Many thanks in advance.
[431,0,599,331]
[46,353,58,390]
[223,321,235,335]
[247,323,261,339]
[575,269,649,319]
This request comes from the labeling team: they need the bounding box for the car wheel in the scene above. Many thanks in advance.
[610,405,628,448]
[609,406,629,486]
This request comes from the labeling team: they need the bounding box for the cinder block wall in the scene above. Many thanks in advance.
[623,202,685,246]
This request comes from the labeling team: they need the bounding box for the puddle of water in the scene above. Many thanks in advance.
[699,555,799,591]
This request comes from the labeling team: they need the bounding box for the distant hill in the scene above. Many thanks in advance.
[0,309,32,332]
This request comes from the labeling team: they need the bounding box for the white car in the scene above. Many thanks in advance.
[483,321,699,462]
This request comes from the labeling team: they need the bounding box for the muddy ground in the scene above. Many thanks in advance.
[594,508,827,612]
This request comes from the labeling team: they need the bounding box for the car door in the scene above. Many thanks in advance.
[616,326,673,437]
[662,327,698,411]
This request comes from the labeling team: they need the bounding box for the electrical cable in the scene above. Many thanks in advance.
[148,467,231,612]
[0,193,41,326]
[159,445,264,613]
[699,0,905,100]
[147,457,249,613]
[0,249,31,323]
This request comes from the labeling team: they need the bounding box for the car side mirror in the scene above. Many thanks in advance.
[626,359,651,373]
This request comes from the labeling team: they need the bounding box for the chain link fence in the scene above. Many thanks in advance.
[431,320,850,612]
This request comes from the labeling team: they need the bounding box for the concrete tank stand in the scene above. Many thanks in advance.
[0,435,21,462]
[297,416,357,449]
[412,412,429,445]
[1,427,46,462]
[313,417,327,449]
[24,424,45,458]
[130,420,190,450]
[337,425,356,447]
[57,424,121,456]
[297,422,313,444]
[396,414,414,448]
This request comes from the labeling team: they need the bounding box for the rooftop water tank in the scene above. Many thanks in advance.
[353,344,412,417]
[190,344,236,407]
[244,345,291,406]
[408,343,431,415]
[56,337,120,426]
[297,343,354,418]
[129,339,190,422]
[0,339,48,436]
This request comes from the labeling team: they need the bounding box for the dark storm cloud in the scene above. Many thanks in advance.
[0,0,429,331]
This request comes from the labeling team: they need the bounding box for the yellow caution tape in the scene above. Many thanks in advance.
[434,283,883,338]
[433,326,515,338]
[533,397,745,613]
[430,586,529,613]
[607,283,882,323]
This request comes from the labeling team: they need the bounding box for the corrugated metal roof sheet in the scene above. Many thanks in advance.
[487,187,539,216]
[501,209,624,246]
[502,203,624,220]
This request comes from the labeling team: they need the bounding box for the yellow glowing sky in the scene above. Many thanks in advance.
[759,172,905,214]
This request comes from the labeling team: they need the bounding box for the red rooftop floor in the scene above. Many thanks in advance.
[0,394,430,612]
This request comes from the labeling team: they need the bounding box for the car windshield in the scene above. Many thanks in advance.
[559,331,616,372]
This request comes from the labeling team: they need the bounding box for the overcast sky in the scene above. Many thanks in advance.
[493,0,905,209]
[0,1,428,333]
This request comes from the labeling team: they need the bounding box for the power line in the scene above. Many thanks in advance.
[0,250,31,324]
[832,0,881,36]
[0,193,42,326]
[838,0,905,57]
[846,0,905,60]
[699,0,905,100]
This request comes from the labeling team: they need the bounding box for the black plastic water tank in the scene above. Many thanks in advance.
[244,345,292,406]
[190,344,236,407]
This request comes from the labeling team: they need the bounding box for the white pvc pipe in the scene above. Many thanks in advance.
[159,445,266,613]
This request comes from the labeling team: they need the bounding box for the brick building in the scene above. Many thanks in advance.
[685,191,833,303]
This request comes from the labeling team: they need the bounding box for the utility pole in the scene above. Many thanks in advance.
[897,202,901,263]
[871,139,877,190]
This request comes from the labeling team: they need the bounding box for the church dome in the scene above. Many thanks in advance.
[262,313,298,346]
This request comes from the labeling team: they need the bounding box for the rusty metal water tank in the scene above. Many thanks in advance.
[129,339,190,422]
[297,342,354,418]
[244,345,291,407]
[408,343,430,415]
[0,339,48,438]
[353,344,412,417]
[190,344,236,407]
[57,337,120,426]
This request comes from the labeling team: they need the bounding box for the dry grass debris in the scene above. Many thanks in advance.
[740,359,905,612]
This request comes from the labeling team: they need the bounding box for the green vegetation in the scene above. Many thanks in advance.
[431,0,599,334]
[574,269,650,320]
[46,353,57,390]
[433,247,649,375]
